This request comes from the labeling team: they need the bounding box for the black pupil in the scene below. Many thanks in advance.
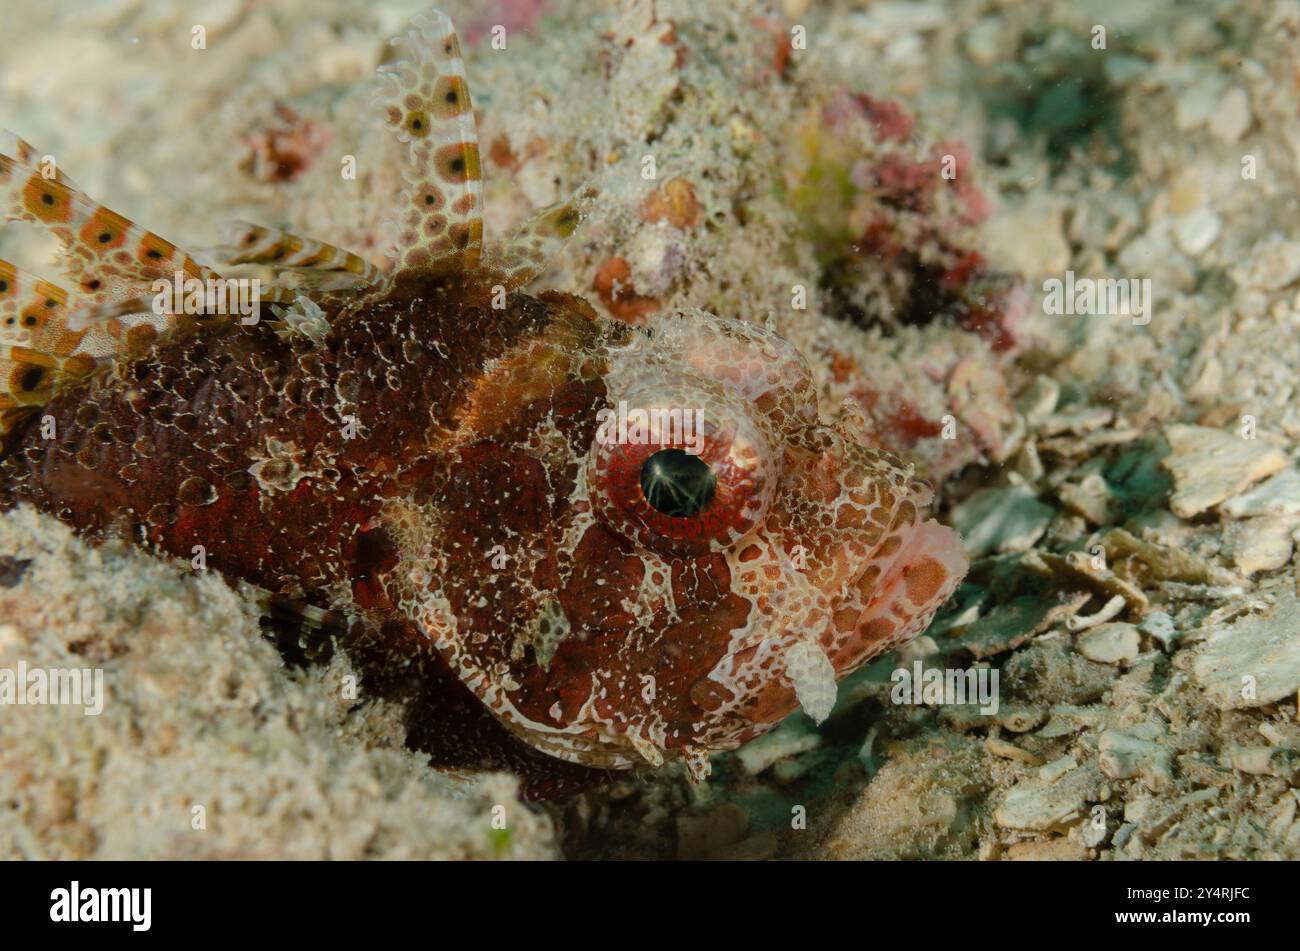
[640,449,716,518]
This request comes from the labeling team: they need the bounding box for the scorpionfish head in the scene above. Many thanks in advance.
[384,303,968,781]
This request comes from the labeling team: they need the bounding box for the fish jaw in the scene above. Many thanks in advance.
[672,504,968,778]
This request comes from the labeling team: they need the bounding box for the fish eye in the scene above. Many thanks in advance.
[587,383,778,555]
[640,449,716,518]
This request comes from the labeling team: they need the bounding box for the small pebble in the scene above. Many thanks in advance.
[1139,612,1178,651]
[1172,207,1221,256]
[1077,622,1141,665]
[1208,87,1252,142]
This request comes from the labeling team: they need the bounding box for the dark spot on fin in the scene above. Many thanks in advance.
[19,366,45,392]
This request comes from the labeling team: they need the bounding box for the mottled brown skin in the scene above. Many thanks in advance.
[0,281,626,796]
[2,285,549,586]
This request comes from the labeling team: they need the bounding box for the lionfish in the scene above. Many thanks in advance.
[0,8,967,797]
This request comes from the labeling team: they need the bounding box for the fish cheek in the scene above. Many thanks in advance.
[537,524,753,743]
[660,555,753,734]
[610,552,751,732]
[557,521,645,635]
[504,522,647,727]
[690,640,798,729]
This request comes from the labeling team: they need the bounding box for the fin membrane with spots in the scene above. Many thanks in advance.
[0,139,305,444]
[0,147,218,310]
[0,135,309,342]
[0,130,80,189]
[210,221,383,293]
[0,258,181,364]
[0,343,97,435]
[376,9,484,286]
[0,259,168,361]
[480,186,598,291]
[0,261,97,441]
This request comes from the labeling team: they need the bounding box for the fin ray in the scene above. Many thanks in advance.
[0,131,79,189]
[0,148,220,309]
[480,187,598,291]
[212,221,384,291]
[0,258,160,363]
[376,9,484,284]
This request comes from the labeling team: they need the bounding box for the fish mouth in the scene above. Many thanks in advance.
[679,497,970,756]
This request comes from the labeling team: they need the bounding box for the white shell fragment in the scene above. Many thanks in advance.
[1193,591,1300,710]
[1162,424,1287,518]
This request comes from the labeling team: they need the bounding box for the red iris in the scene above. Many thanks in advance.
[589,418,773,555]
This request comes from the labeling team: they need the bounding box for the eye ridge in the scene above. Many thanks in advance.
[639,448,716,518]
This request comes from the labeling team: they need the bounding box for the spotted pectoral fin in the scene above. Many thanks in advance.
[0,259,150,445]
[0,257,179,366]
[63,296,198,360]
[0,260,106,395]
[0,131,79,189]
[0,136,270,362]
[0,343,95,402]
[480,187,598,292]
[210,221,384,292]
[0,258,86,353]
[0,141,221,309]
[0,343,97,444]
[375,8,484,287]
